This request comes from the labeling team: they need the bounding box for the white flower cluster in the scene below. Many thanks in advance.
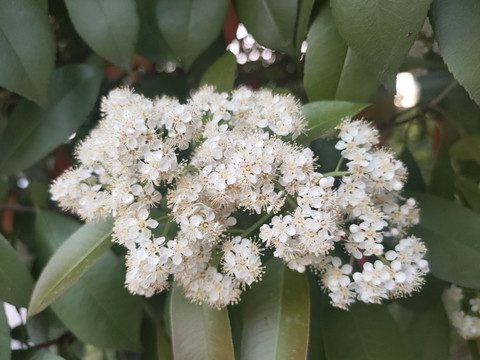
[444,285,480,339]
[260,118,428,308]
[51,86,428,309]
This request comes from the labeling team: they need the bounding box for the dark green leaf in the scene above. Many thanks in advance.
[456,176,480,212]
[406,301,450,360]
[330,0,431,89]
[35,209,142,350]
[321,302,408,360]
[200,52,237,93]
[0,64,103,175]
[35,209,81,267]
[241,257,310,360]
[304,6,378,102]
[65,0,139,67]
[52,252,142,350]
[0,302,10,360]
[400,147,426,193]
[0,0,55,106]
[450,134,480,165]
[431,0,480,106]
[294,0,315,58]
[236,0,297,57]
[156,0,229,69]
[0,234,34,307]
[143,302,173,360]
[12,349,65,360]
[28,217,113,317]
[428,149,454,200]
[412,192,480,288]
[307,272,326,360]
[297,101,369,144]
[136,0,175,62]
[169,285,235,360]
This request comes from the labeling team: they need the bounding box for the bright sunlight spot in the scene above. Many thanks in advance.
[394,72,419,108]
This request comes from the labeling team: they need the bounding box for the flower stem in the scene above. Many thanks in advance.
[323,171,350,177]
[240,212,274,238]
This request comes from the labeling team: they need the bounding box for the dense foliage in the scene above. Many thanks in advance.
[1,0,480,359]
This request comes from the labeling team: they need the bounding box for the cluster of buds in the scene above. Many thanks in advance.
[51,86,428,309]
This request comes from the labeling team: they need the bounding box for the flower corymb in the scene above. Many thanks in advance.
[51,86,428,309]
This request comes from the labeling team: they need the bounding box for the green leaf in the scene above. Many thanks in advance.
[0,0,55,106]
[330,0,431,90]
[294,0,315,58]
[0,64,103,175]
[34,209,142,350]
[307,272,326,360]
[450,133,480,165]
[169,285,235,360]
[304,6,378,102]
[235,0,297,57]
[28,217,113,317]
[405,301,450,360]
[456,176,480,212]
[136,0,175,62]
[412,192,480,288]
[156,0,229,69]
[321,302,408,360]
[0,234,34,307]
[34,209,81,267]
[297,101,369,144]
[240,257,310,360]
[52,252,142,350]
[428,149,454,200]
[200,52,237,93]
[0,302,11,360]
[65,0,139,67]
[12,349,65,360]
[431,0,480,106]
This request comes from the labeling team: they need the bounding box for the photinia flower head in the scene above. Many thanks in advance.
[51,86,428,309]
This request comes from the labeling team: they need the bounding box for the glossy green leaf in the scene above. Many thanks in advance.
[0,64,103,175]
[241,257,310,360]
[156,0,229,69]
[428,149,454,200]
[34,209,81,267]
[322,302,408,360]
[297,101,369,144]
[65,0,139,67]
[0,302,10,360]
[52,252,142,350]
[0,0,55,106]
[450,133,480,165]
[294,0,315,58]
[170,285,235,360]
[406,301,450,360]
[431,0,480,106]
[330,0,431,89]
[0,234,34,307]
[200,52,237,93]
[236,0,297,57]
[136,0,175,62]
[412,192,480,288]
[28,217,113,317]
[35,209,142,349]
[304,6,378,102]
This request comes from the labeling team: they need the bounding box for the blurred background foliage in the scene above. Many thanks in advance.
[1,0,480,359]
